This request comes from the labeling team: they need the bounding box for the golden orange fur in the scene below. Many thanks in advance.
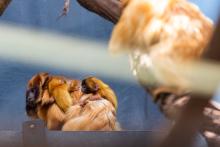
[26,73,120,131]
[110,0,213,58]
[62,94,120,131]
[82,77,118,109]
[62,77,121,131]
[109,0,213,92]
[26,73,82,130]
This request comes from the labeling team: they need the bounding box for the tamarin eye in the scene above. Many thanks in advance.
[26,86,40,101]
[27,93,35,102]
[82,85,90,94]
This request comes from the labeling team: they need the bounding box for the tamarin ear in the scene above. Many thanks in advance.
[38,72,49,86]
[28,72,49,88]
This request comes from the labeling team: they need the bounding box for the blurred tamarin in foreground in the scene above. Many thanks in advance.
[109,0,213,106]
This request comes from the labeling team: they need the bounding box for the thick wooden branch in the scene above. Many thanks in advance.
[77,0,122,23]
[155,16,220,146]
[160,95,210,147]
[0,0,11,16]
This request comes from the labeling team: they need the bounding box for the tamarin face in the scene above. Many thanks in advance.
[81,77,99,94]
[81,77,118,109]
[26,85,39,117]
[26,72,49,118]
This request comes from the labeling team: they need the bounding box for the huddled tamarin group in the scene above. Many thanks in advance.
[26,72,120,131]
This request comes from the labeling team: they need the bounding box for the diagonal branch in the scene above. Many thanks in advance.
[0,0,11,16]
[77,0,122,23]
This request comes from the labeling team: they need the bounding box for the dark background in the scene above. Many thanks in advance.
[0,0,219,131]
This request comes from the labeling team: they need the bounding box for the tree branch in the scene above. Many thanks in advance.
[203,16,220,61]
[0,0,11,16]
[77,0,122,23]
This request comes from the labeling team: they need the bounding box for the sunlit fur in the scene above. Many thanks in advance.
[110,0,213,57]
[48,78,73,112]
[62,95,121,131]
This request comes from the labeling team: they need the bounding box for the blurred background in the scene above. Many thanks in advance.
[0,0,219,131]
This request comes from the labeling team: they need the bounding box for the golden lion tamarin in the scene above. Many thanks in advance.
[109,0,213,98]
[26,73,82,130]
[81,77,118,109]
[26,73,120,131]
[62,77,120,131]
